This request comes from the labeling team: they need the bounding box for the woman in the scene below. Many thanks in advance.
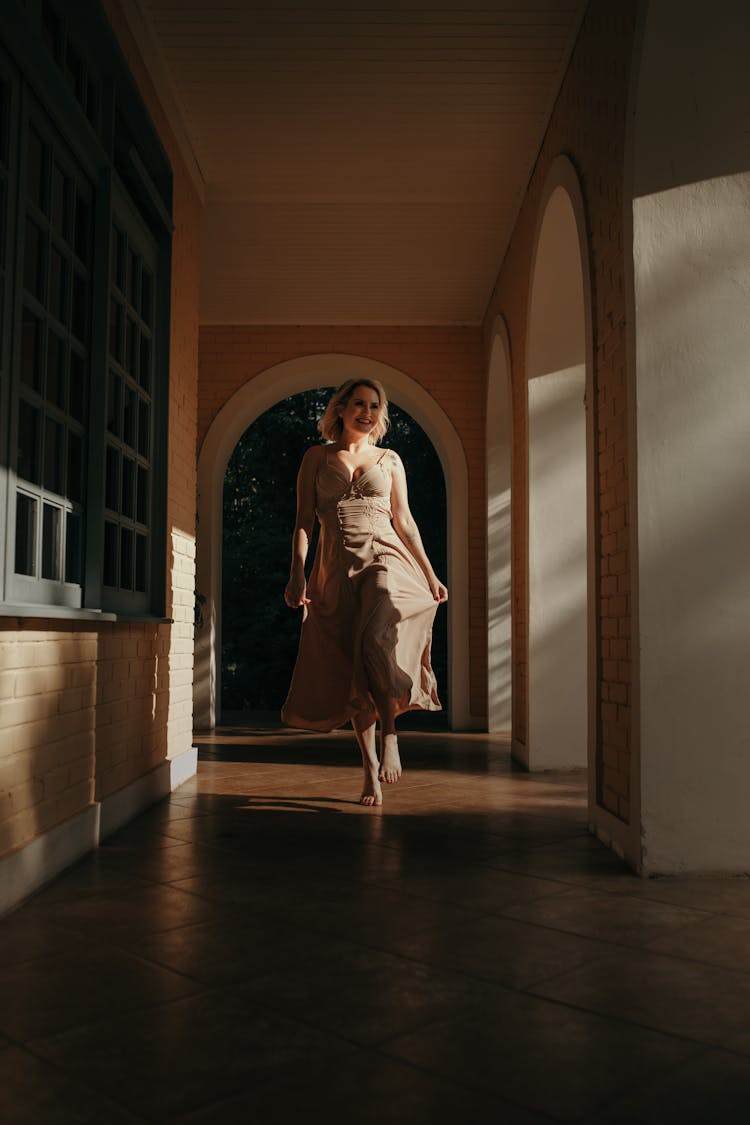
[282,379,448,806]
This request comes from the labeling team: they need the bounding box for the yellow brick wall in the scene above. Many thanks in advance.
[199,325,488,718]
[483,0,637,820]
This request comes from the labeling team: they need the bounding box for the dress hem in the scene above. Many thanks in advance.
[281,696,442,735]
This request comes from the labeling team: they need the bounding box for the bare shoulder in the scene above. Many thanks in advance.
[300,444,326,470]
[381,448,404,472]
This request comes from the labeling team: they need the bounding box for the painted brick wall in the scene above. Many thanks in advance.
[483,0,637,820]
[0,624,97,855]
[199,325,488,718]
[0,5,201,862]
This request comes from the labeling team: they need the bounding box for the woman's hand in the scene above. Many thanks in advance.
[284,575,310,609]
[429,577,449,603]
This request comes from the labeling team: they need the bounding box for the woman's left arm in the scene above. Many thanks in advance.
[388,451,448,603]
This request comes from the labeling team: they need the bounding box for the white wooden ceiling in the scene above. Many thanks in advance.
[125,1,588,324]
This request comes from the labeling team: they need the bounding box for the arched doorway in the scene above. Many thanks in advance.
[195,355,474,731]
[220,389,447,716]
[524,157,593,771]
[486,317,512,732]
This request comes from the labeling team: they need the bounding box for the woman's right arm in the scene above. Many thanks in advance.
[284,447,320,609]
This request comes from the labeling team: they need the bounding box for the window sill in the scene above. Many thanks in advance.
[0,604,173,624]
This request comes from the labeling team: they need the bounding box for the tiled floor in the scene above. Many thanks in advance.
[2,723,750,1123]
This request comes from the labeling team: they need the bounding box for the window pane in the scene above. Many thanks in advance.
[141,268,152,326]
[129,248,139,308]
[24,218,44,300]
[111,225,125,290]
[49,245,67,322]
[26,127,46,212]
[74,193,90,261]
[44,415,63,493]
[21,310,42,391]
[65,512,82,584]
[17,400,40,484]
[139,335,151,391]
[109,297,123,361]
[123,386,136,449]
[107,370,121,434]
[125,317,137,377]
[0,81,8,165]
[47,329,66,407]
[136,465,149,524]
[72,272,87,340]
[120,527,134,590]
[65,42,85,104]
[105,444,120,511]
[103,521,118,586]
[86,79,99,131]
[51,163,68,238]
[41,503,61,579]
[137,400,150,457]
[15,494,37,575]
[41,1,62,62]
[122,456,134,518]
[135,533,147,593]
[67,430,82,503]
[69,351,85,422]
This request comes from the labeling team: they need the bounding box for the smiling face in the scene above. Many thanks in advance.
[338,384,381,441]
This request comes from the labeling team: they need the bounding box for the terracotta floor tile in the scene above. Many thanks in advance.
[0,1046,140,1124]
[502,886,713,947]
[383,983,697,1121]
[488,836,637,886]
[0,944,201,1042]
[257,879,487,946]
[237,934,484,1046]
[94,837,246,884]
[531,946,750,1049]
[380,910,613,990]
[173,1050,548,1125]
[371,864,570,914]
[0,912,99,969]
[32,991,355,1120]
[2,726,747,1122]
[22,879,228,940]
[612,875,750,918]
[647,913,750,973]
[129,913,327,986]
[580,1048,750,1124]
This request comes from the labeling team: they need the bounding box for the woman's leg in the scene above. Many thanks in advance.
[354,570,405,788]
[352,711,382,806]
[370,694,401,784]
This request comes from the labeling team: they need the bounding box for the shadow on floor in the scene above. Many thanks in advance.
[1,729,749,1123]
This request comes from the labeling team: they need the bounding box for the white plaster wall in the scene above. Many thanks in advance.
[486,320,512,731]
[528,366,588,768]
[632,0,750,871]
[526,185,588,770]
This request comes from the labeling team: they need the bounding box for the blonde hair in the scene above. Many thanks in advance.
[318,378,390,444]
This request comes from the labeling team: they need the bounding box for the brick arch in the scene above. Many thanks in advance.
[195,354,473,730]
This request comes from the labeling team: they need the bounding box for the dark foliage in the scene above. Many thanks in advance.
[220,388,448,714]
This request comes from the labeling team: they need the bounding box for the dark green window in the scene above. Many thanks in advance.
[9,113,92,605]
[1,2,172,617]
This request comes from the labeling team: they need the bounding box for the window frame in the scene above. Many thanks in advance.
[0,0,173,620]
[5,93,96,608]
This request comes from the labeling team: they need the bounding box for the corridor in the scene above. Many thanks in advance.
[2,726,749,1123]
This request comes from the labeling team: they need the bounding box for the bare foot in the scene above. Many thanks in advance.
[378,733,402,784]
[360,765,382,807]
